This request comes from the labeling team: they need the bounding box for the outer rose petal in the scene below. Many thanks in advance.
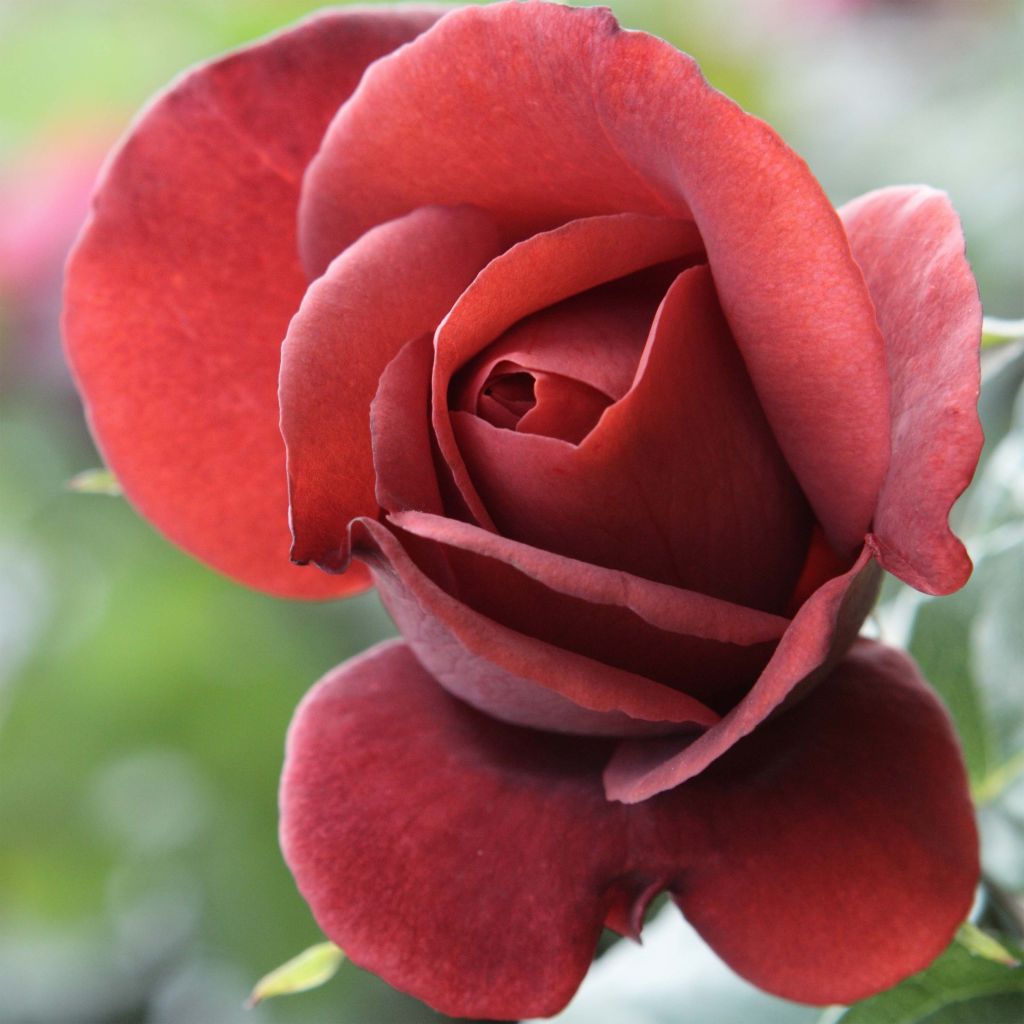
[280,639,977,1018]
[62,7,445,598]
[280,204,501,572]
[677,640,978,1005]
[281,640,629,1020]
[353,517,721,735]
[840,186,983,595]
[605,546,881,800]
[302,1,890,554]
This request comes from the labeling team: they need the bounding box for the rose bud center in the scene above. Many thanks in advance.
[446,260,816,614]
[452,267,666,447]
[476,362,615,445]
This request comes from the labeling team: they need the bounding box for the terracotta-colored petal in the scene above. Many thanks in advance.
[279,639,632,1020]
[370,333,447,519]
[450,266,674,413]
[280,638,977,1017]
[840,186,983,595]
[301,2,890,553]
[298,6,682,274]
[433,212,703,526]
[604,546,881,801]
[352,517,720,735]
[389,511,788,643]
[515,371,614,444]
[453,265,813,613]
[677,640,978,1004]
[390,508,786,709]
[280,204,501,572]
[62,7,445,598]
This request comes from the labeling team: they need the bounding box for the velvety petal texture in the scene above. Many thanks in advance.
[281,204,501,572]
[841,186,983,595]
[354,517,722,736]
[302,1,891,554]
[63,7,446,597]
[451,264,813,612]
[281,639,977,1019]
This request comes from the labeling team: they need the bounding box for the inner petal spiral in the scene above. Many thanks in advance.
[452,267,669,447]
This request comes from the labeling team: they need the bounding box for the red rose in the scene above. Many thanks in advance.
[63,2,983,1019]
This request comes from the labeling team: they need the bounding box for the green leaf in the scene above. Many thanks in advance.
[957,923,1021,968]
[66,468,122,496]
[245,941,345,1007]
[828,931,1024,1023]
[982,317,1024,349]
[974,750,1024,807]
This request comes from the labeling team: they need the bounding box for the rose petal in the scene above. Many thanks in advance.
[301,2,890,553]
[298,6,682,274]
[450,266,674,412]
[280,638,977,1017]
[371,333,448,519]
[389,509,786,709]
[604,546,881,800]
[280,204,501,572]
[62,7,445,597]
[514,371,612,444]
[352,517,720,735]
[453,265,813,613]
[280,639,630,1020]
[677,640,978,1004]
[840,186,983,595]
[432,212,703,527]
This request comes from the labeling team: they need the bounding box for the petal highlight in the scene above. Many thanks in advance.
[63,7,446,597]
[841,186,983,595]
[281,204,501,572]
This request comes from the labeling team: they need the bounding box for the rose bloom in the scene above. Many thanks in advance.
[63,2,983,1019]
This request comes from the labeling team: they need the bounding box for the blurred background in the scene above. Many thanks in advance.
[1,1,1021,1022]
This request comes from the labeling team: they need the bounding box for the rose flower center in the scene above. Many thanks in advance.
[452,268,668,447]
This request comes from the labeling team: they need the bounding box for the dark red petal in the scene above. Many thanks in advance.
[453,265,813,613]
[389,509,786,709]
[301,2,890,553]
[280,640,630,1020]
[433,212,702,526]
[280,638,977,1017]
[298,6,680,274]
[515,371,613,444]
[840,186,983,595]
[280,205,501,572]
[450,265,672,412]
[390,511,787,643]
[62,7,445,598]
[604,546,881,801]
[352,517,720,735]
[678,640,978,1004]
[370,333,447,519]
